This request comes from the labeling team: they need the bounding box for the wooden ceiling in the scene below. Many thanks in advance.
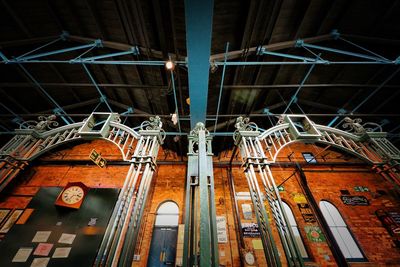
[0,0,399,154]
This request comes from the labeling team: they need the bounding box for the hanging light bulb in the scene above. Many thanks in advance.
[165,60,175,71]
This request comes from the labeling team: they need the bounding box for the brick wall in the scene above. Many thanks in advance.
[0,140,399,266]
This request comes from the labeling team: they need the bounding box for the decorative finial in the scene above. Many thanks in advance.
[190,122,208,136]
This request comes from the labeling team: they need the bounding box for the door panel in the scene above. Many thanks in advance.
[148,227,178,267]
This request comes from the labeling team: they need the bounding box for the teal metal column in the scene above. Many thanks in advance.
[185,0,214,128]
[183,123,219,267]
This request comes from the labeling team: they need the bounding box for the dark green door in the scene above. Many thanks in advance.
[147,227,178,267]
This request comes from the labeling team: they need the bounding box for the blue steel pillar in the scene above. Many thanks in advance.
[185,0,214,128]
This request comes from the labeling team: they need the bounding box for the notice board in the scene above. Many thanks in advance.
[0,187,119,267]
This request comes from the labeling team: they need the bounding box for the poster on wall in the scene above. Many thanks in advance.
[216,216,228,243]
[297,203,316,223]
[0,209,23,233]
[340,196,369,206]
[242,204,253,220]
[375,209,400,247]
[293,193,307,204]
[0,209,10,226]
[242,223,260,237]
[304,226,326,242]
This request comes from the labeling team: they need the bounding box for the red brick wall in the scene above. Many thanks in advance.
[0,140,399,267]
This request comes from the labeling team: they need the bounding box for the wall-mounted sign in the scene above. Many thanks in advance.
[242,223,260,237]
[293,193,307,204]
[389,211,400,225]
[89,149,107,168]
[304,226,326,242]
[236,192,251,200]
[242,204,253,220]
[354,186,369,192]
[375,209,400,247]
[297,203,316,223]
[216,216,228,243]
[340,195,369,206]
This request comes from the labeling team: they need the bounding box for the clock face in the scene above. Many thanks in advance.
[245,252,255,265]
[61,186,85,204]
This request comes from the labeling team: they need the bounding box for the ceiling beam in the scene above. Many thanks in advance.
[185,0,214,128]
[1,82,400,90]
[210,33,332,61]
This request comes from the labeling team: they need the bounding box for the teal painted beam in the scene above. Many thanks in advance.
[185,0,214,128]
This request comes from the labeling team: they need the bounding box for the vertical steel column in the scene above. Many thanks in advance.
[183,122,219,267]
[93,116,164,267]
[233,117,305,267]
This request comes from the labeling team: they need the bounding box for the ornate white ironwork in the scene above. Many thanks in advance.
[0,113,164,266]
[233,114,400,267]
[342,117,383,134]
[19,115,59,132]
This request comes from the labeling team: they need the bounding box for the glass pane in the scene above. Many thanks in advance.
[292,227,308,258]
[337,227,363,258]
[319,201,346,227]
[319,201,335,226]
[157,202,179,215]
[155,214,179,226]
[331,227,352,258]
[302,153,317,163]
[282,202,297,226]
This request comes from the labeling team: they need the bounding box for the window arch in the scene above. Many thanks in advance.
[154,201,179,226]
[319,201,364,260]
[281,202,309,259]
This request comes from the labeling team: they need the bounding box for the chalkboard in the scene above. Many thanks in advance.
[0,187,119,267]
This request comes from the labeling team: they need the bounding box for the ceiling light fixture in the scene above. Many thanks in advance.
[165,60,175,71]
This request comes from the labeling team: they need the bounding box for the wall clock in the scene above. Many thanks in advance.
[244,251,255,265]
[55,182,89,209]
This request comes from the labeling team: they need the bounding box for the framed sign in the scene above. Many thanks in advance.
[376,209,400,247]
[0,209,23,233]
[340,195,369,206]
[297,203,316,223]
[354,186,369,192]
[216,216,228,243]
[0,209,10,226]
[242,204,252,220]
[304,226,326,242]
[293,193,307,204]
[242,223,260,237]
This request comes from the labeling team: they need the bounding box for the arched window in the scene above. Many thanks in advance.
[281,202,309,259]
[319,201,364,260]
[155,201,179,226]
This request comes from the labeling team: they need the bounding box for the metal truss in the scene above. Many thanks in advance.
[233,114,400,266]
[0,30,399,135]
[183,122,219,267]
[0,112,165,267]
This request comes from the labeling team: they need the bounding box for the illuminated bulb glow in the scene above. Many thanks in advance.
[165,60,174,70]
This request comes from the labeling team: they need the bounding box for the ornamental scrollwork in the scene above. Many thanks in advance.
[342,117,382,134]
[234,116,258,132]
[19,115,59,132]
[140,116,163,130]
[233,117,258,143]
